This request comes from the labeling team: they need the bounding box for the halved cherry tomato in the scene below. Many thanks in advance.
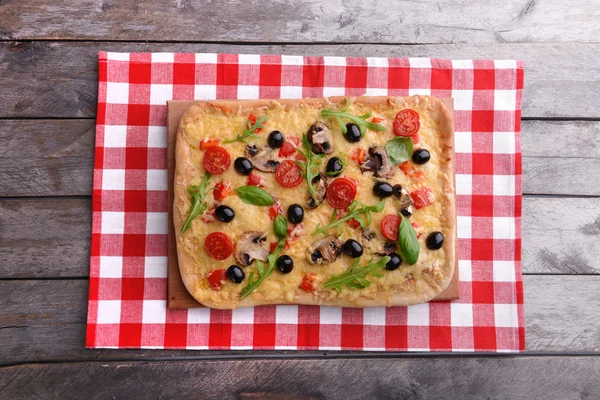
[213,181,232,202]
[348,219,361,229]
[381,214,401,241]
[203,146,231,174]
[207,269,227,290]
[199,138,220,150]
[400,162,425,180]
[247,171,264,187]
[248,114,262,133]
[300,273,317,292]
[269,202,283,220]
[204,232,233,260]
[394,109,420,137]
[411,133,420,144]
[275,159,303,188]
[278,141,296,158]
[326,177,357,209]
[372,117,384,124]
[410,187,436,209]
[350,147,366,165]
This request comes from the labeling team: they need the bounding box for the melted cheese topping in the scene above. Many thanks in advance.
[176,98,452,307]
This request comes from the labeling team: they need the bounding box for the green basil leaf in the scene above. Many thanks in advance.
[385,137,414,165]
[398,216,419,265]
[235,186,275,206]
[273,215,288,241]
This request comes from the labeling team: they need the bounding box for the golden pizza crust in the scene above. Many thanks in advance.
[174,96,455,309]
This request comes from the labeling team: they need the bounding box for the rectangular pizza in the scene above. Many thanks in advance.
[173,96,455,309]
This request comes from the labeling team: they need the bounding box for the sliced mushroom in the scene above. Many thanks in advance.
[307,235,342,264]
[234,231,269,267]
[307,122,334,154]
[361,227,397,255]
[360,146,393,178]
[306,173,329,209]
[380,242,397,255]
[246,144,280,172]
[393,184,414,218]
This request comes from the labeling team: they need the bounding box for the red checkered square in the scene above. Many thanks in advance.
[90,52,524,352]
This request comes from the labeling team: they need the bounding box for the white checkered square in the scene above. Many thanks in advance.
[451,303,474,327]
[493,131,516,154]
[281,55,304,65]
[99,256,123,278]
[101,212,125,234]
[276,305,299,324]
[323,56,346,66]
[493,217,516,239]
[144,256,168,278]
[407,303,430,326]
[454,131,472,153]
[150,84,173,105]
[104,126,128,148]
[323,87,346,97]
[146,169,168,191]
[457,216,472,239]
[409,58,432,68]
[365,88,388,96]
[363,308,386,326]
[493,261,517,282]
[458,260,472,282]
[493,175,515,196]
[367,57,388,67]
[494,90,517,111]
[231,307,255,324]
[97,300,122,323]
[280,86,303,99]
[494,304,519,327]
[106,52,130,61]
[238,54,261,64]
[187,308,211,323]
[238,85,260,99]
[451,60,474,69]
[106,82,129,104]
[147,126,167,148]
[494,60,517,69]
[194,85,217,100]
[456,174,473,195]
[452,90,473,111]
[142,300,166,323]
[195,53,218,64]
[320,306,342,324]
[146,212,168,235]
[409,88,431,96]
[151,53,175,63]
[102,169,125,190]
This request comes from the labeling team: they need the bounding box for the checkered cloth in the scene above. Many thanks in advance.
[87,52,524,351]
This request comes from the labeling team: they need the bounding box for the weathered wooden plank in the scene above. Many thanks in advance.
[1,0,598,44]
[1,41,599,118]
[2,357,600,400]
[0,276,598,363]
[3,196,600,278]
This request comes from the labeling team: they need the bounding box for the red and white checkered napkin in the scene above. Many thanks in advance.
[87,52,524,351]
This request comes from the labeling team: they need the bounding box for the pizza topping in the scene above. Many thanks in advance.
[323,256,391,293]
[326,177,357,209]
[393,109,420,138]
[213,181,232,202]
[269,202,283,221]
[307,173,329,209]
[307,235,342,264]
[234,185,275,206]
[234,231,269,266]
[381,241,398,255]
[267,130,284,148]
[275,159,303,188]
[181,172,212,233]
[385,136,414,165]
[360,146,393,178]
[200,138,220,150]
[385,252,402,270]
[227,265,245,284]
[276,255,294,274]
[234,157,254,175]
[300,273,318,292]
[426,232,444,250]
[215,205,235,223]
[204,232,233,260]
[344,123,362,143]
[307,122,334,154]
[313,200,385,236]
[410,187,436,209]
[203,146,231,174]
[207,269,227,290]
[373,181,394,198]
[381,214,401,241]
[397,216,419,265]
[201,208,217,224]
[247,171,265,187]
[245,144,280,172]
[361,227,397,256]
[342,239,364,258]
[371,117,384,124]
[400,162,425,180]
[392,184,414,218]
[321,99,386,137]
[296,133,327,207]
[326,156,345,176]
[412,149,431,165]
[224,114,266,144]
[349,147,366,165]
[287,204,305,224]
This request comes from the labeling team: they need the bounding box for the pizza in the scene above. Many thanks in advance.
[173,96,455,309]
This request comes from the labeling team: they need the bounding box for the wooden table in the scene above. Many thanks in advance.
[1,1,599,398]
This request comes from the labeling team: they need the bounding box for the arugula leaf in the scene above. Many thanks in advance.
[180,172,212,233]
[295,133,325,205]
[386,136,414,165]
[398,216,419,265]
[223,115,267,144]
[241,239,285,299]
[312,200,385,236]
[321,98,386,137]
[235,185,275,206]
[324,256,391,293]
[273,214,288,241]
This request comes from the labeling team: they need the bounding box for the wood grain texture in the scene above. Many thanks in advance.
[1,41,599,118]
[0,276,599,363]
[2,358,600,400]
[1,0,598,44]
